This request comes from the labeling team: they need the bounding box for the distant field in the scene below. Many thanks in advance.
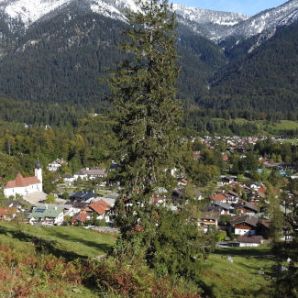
[269,120,298,131]
[0,222,116,258]
[211,118,298,136]
[233,119,298,132]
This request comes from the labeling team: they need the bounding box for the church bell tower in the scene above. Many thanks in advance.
[35,161,43,184]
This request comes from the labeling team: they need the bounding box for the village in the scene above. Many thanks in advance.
[0,135,296,249]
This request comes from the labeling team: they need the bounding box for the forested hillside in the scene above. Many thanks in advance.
[199,20,298,120]
[0,5,226,104]
[0,0,298,122]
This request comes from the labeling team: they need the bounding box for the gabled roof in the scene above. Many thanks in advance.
[235,202,259,213]
[89,200,111,215]
[258,219,271,229]
[258,185,267,195]
[0,208,17,217]
[213,201,234,210]
[243,202,259,212]
[230,215,258,228]
[31,205,63,219]
[200,211,220,221]
[237,235,264,244]
[227,191,239,197]
[72,211,88,223]
[77,168,106,176]
[210,193,226,202]
[5,173,40,189]
[70,191,96,201]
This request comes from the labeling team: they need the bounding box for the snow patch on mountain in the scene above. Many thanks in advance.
[0,0,297,48]
[1,0,71,26]
[173,4,247,26]
[173,3,248,41]
[90,0,125,21]
[225,0,298,40]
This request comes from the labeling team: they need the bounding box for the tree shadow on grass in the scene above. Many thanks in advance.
[0,225,118,293]
[42,229,114,255]
[215,247,273,259]
[0,225,112,261]
[231,286,273,298]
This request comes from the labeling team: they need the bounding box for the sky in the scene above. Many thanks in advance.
[174,0,288,15]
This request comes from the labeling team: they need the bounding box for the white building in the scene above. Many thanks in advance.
[237,236,264,247]
[73,168,107,181]
[4,162,43,198]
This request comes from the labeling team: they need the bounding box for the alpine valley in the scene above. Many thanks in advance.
[0,0,298,119]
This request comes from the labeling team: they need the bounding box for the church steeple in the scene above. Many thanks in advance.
[35,161,42,184]
[35,160,41,169]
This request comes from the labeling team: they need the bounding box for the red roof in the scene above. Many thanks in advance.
[210,193,226,202]
[222,154,229,161]
[0,208,17,217]
[258,185,266,194]
[89,200,110,215]
[72,211,88,223]
[5,173,40,189]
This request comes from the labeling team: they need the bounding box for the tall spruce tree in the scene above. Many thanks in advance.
[110,0,181,254]
[110,2,210,282]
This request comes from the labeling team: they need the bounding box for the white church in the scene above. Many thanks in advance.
[4,162,43,198]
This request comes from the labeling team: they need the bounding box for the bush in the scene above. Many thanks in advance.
[45,194,56,204]
[86,258,200,298]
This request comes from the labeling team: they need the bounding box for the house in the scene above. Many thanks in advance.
[212,202,234,215]
[199,212,220,233]
[0,207,17,221]
[237,235,264,247]
[220,175,237,185]
[63,174,76,185]
[210,193,227,203]
[230,215,258,236]
[69,191,97,204]
[4,162,42,198]
[151,187,168,206]
[63,206,81,217]
[47,159,65,172]
[98,196,116,208]
[72,211,89,225]
[222,153,229,162]
[225,191,240,204]
[74,168,107,181]
[235,202,259,216]
[290,173,298,179]
[29,205,64,226]
[192,151,201,160]
[257,184,267,198]
[257,219,271,238]
[89,200,111,223]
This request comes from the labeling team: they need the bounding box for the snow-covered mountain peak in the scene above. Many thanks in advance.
[89,0,144,22]
[173,3,248,26]
[1,0,297,46]
[1,0,72,25]
[225,0,298,40]
[0,0,142,26]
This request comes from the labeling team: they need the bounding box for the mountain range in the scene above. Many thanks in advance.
[0,0,297,119]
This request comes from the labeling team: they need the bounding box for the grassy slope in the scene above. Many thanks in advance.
[201,247,274,298]
[0,229,98,297]
[0,222,275,297]
[0,222,116,258]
